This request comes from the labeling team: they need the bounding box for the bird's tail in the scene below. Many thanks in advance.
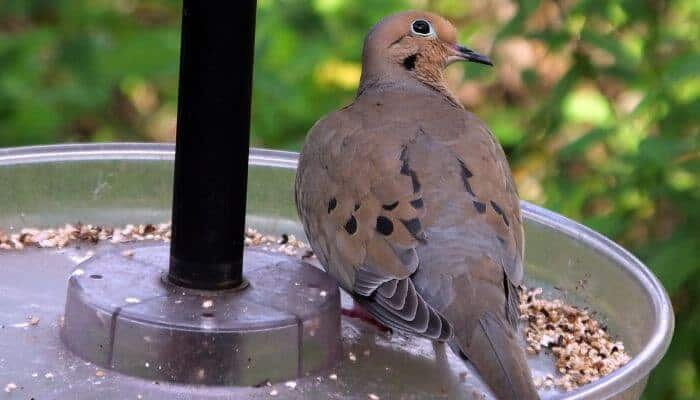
[454,311,539,400]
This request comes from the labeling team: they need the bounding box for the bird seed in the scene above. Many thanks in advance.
[2,223,631,392]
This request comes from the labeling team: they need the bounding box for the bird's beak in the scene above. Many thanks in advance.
[447,44,493,66]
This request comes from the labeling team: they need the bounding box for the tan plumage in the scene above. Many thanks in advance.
[295,11,538,400]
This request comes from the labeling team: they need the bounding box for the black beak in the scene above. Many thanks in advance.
[456,45,493,66]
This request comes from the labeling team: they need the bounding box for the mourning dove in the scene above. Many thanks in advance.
[295,11,538,400]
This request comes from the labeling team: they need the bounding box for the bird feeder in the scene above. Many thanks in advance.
[0,1,672,399]
[60,0,342,386]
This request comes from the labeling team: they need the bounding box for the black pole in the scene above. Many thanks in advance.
[168,1,257,290]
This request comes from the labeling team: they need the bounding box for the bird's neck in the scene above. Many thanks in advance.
[357,67,461,107]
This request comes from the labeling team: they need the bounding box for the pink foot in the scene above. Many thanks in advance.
[341,303,391,333]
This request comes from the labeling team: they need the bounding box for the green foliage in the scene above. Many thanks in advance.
[0,1,698,398]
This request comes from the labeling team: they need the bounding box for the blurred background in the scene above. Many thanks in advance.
[0,0,697,398]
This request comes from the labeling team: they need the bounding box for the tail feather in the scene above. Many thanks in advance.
[456,312,539,400]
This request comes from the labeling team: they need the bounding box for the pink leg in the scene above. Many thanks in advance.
[341,301,391,332]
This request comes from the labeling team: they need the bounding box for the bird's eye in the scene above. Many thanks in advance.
[410,19,434,37]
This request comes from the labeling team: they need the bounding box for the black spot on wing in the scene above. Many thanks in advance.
[457,159,475,196]
[401,218,425,241]
[473,200,486,214]
[376,216,394,235]
[460,161,473,178]
[409,170,421,193]
[399,146,421,193]
[382,201,399,211]
[354,203,361,211]
[409,198,424,209]
[462,178,475,196]
[328,198,337,214]
[344,215,358,235]
[399,146,410,175]
[490,200,510,226]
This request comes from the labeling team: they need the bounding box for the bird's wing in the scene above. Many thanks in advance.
[397,105,535,399]
[444,112,524,330]
[295,106,453,341]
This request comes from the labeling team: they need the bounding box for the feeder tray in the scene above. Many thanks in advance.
[0,145,674,399]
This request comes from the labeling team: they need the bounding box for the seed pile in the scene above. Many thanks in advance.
[243,228,311,257]
[0,223,172,250]
[0,224,313,258]
[520,287,631,391]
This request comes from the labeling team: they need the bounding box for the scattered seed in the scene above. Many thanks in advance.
[4,383,17,393]
[328,374,338,380]
[284,381,297,389]
[1,225,315,263]
[202,300,214,309]
[269,389,278,396]
[368,394,380,400]
[302,249,315,259]
[348,352,357,362]
[520,286,630,390]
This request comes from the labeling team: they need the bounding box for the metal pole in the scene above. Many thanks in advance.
[168,0,257,289]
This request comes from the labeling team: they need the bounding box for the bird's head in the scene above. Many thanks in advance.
[359,11,492,98]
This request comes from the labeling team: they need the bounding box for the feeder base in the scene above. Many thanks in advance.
[60,244,341,386]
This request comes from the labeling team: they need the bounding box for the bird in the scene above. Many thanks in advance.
[295,10,539,400]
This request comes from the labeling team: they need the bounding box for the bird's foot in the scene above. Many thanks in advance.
[341,304,391,333]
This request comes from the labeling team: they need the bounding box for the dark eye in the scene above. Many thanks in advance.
[411,19,434,37]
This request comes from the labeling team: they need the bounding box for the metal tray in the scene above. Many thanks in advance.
[0,144,673,399]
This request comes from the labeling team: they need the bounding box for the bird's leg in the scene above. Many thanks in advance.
[433,341,448,364]
[432,341,466,398]
[342,301,391,333]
